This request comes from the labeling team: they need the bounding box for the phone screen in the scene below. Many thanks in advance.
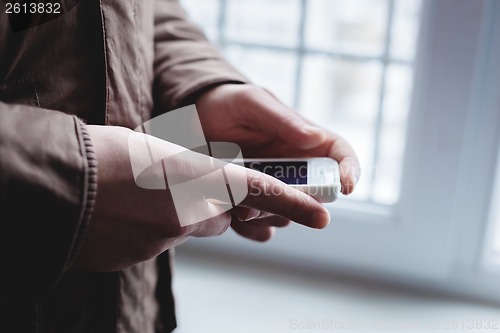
[244,161,308,185]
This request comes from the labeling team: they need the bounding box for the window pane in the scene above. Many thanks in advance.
[494,206,500,255]
[481,145,500,268]
[305,0,388,56]
[180,0,220,42]
[390,0,422,61]
[225,0,301,47]
[180,0,423,205]
[491,151,500,257]
[224,46,297,107]
[372,64,414,204]
[299,56,382,200]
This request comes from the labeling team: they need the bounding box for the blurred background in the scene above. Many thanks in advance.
[173,0,500,332]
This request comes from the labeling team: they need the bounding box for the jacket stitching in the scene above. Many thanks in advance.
[98,0,110,125]
[37,302,43,333]
[0,78,40,107]
[133,0,145,124]
[32,79,40,107]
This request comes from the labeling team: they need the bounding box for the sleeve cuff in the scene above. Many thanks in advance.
[64,119,98,270]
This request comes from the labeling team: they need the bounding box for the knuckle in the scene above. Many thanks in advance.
[158,220,184,239]
[280,219,292,227]
[247,173,269,205]
[237,85,263,101]
[287,192,309,221]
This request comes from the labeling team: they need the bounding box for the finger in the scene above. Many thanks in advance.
[237,167,331,229]
[188,211,233,238]
[231,218,275,242]
[254,215,291,227]
[339,157,360,195]
[233,209,290,226]
[325,133,361,195]
[243,95,360,194]
[242,88,327,150]
[233,206,269,221]
[287,113,361,195]
[232,207,289,227]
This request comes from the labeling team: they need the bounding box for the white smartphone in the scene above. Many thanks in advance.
[234,157,341,203]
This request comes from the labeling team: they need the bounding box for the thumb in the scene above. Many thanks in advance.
[249,88,326,150]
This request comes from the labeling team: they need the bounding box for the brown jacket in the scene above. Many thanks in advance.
[0,1,246,332]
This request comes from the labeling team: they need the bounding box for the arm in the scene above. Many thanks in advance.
[153,0,248,111]
[152,0,359,195]
[74,124,330,271]
[152,0,360,241]
[0,102,96,301]
[0,104,328,283]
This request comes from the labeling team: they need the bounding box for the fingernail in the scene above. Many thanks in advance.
[302,125,324,136]
[238,214,252,222]
[314,210,330,229]
[238,211,260,222]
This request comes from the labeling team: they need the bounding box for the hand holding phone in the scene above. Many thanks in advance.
[237,157,341,203]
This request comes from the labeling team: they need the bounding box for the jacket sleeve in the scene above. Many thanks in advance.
[153,0,249,111]
[0,102,97,301]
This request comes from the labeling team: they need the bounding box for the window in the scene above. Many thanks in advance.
[493,180,500,260]
[487,153,500,266]
[179,0,500,303]
[482,134,500,269]
[181,0,422,205]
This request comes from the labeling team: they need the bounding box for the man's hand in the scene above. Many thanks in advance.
[73,85,359,271]
[196,84,361,242]
[73,125,331,271]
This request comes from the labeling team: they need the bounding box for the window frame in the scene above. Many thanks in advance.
[180,0,500,302]
[210,0,417,203]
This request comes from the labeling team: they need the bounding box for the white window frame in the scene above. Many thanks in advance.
[182,0,500,303]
